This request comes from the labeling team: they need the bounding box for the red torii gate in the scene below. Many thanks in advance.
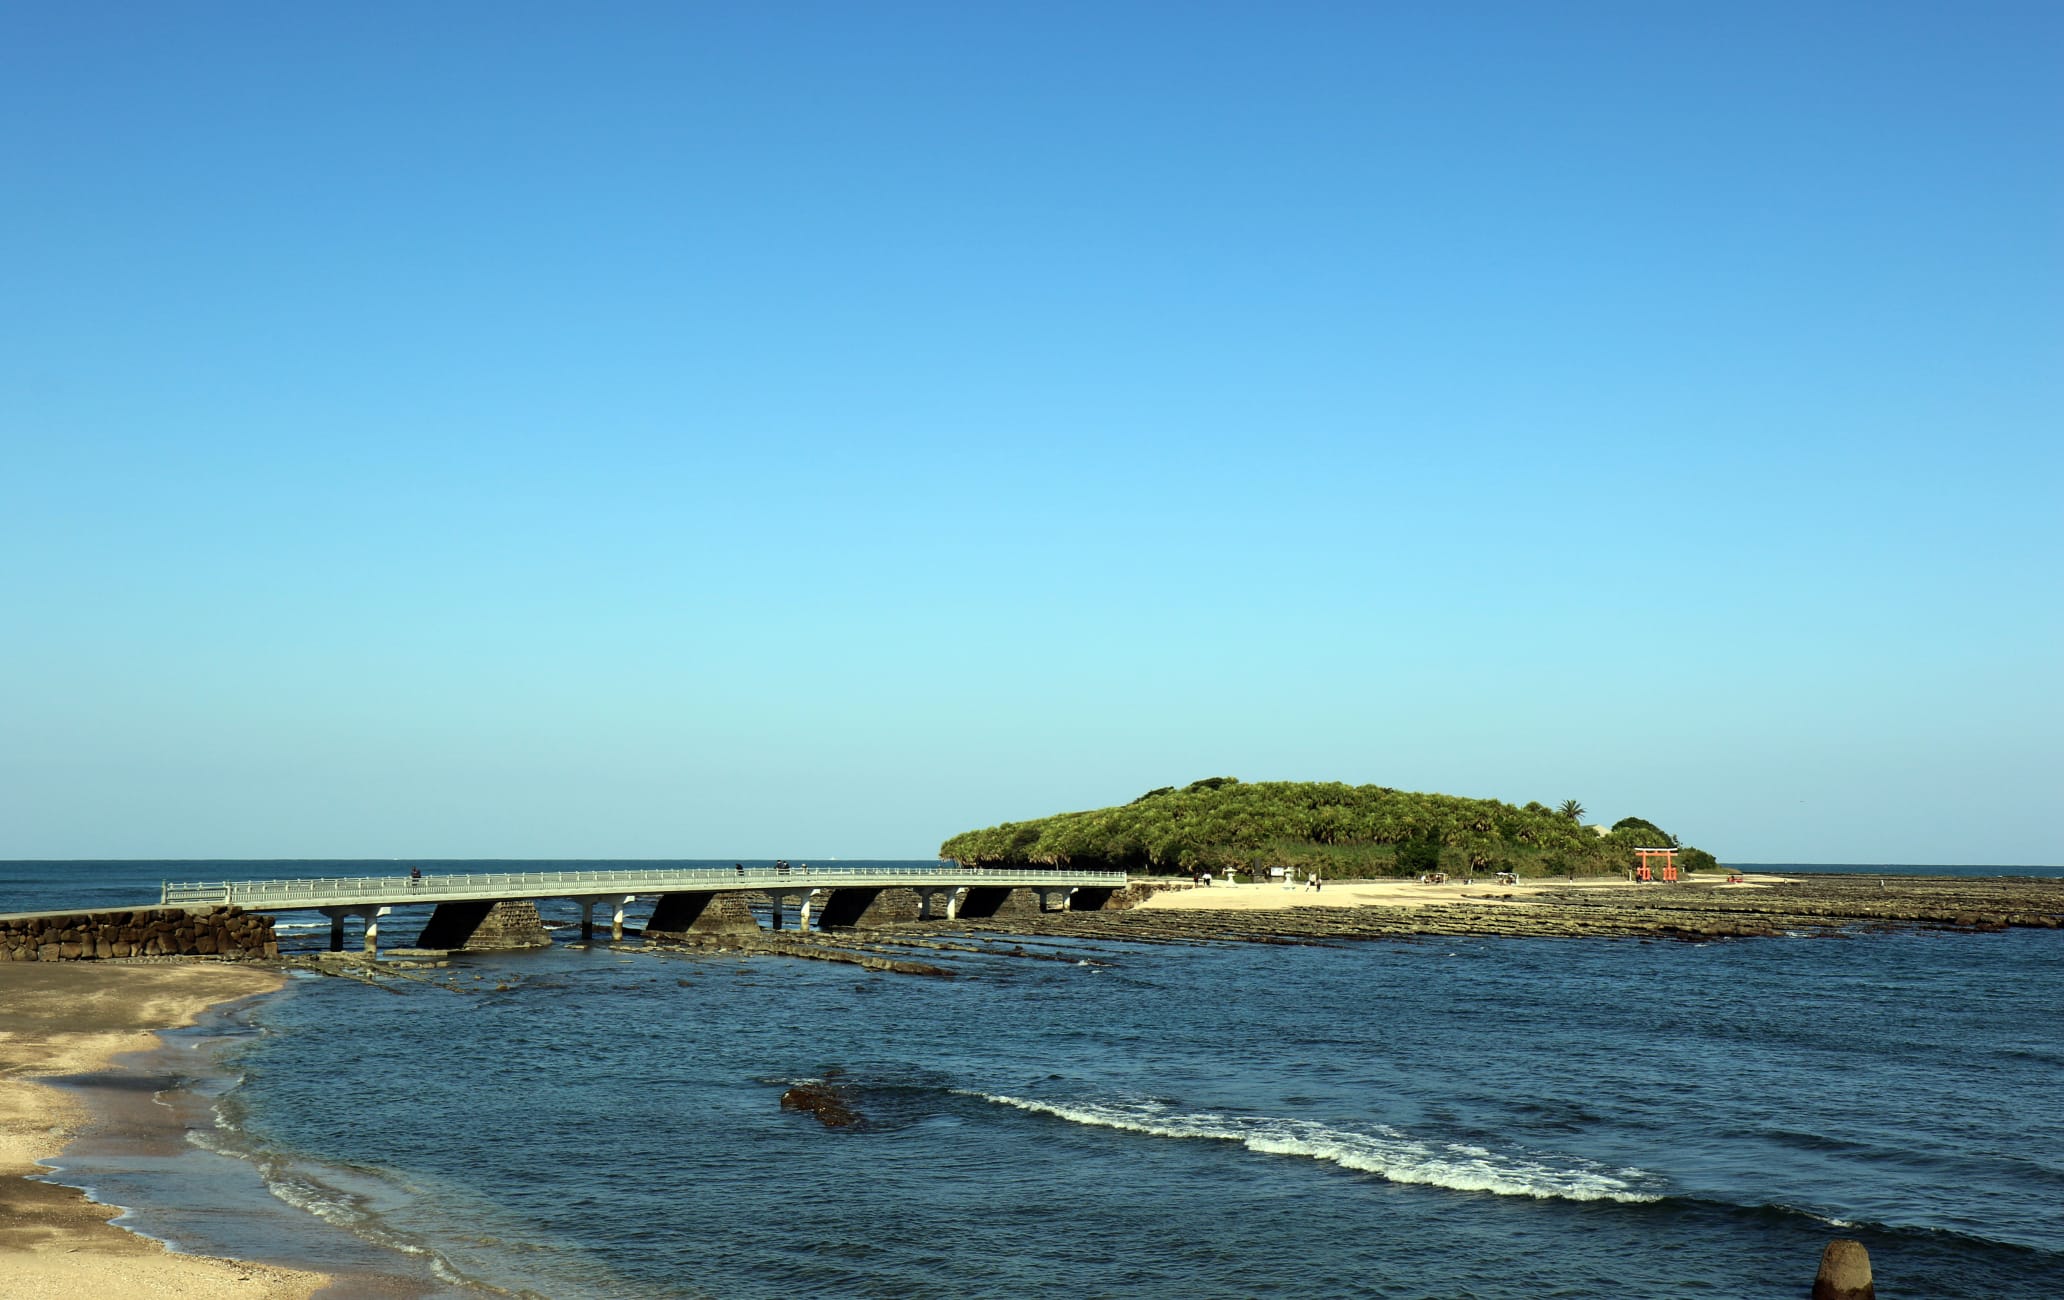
[1633,847,1679,883]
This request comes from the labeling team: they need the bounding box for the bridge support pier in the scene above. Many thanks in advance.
[816,887,923,929]
[319,906,387,955]
[645,891,760,940]
[956,886,1034,919]
[765,893,816,931]
[915,887,970,920]
[1068,886,1117,911]
[574,895,635,943]
[415,901,552,951]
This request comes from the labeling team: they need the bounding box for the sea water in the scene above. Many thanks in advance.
[7,861,2061,1298]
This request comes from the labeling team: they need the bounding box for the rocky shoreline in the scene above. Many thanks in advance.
[254,875,2064,993]
[937,873,2064,946]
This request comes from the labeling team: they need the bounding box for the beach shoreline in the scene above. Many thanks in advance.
[951,870,2064,946]
[1133,870,1799,912]
[0,961,331,1299]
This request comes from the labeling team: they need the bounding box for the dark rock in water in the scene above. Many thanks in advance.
[781,1079,863,1129]
[858,954,953,978]
[1812,1239,1874,1300]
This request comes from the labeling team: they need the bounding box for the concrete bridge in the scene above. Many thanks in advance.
[159,865,1129,957]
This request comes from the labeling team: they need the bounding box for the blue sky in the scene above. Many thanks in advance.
[3,2,2058,863]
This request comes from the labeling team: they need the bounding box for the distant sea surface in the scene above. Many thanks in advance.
[6,860,2061,1299]
[1733,861,2062,877]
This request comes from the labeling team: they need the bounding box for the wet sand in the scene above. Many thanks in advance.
[0,961,329,1299]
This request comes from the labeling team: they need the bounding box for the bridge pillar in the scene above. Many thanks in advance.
[1068,886,1118,911]
[317,906,386,954]
[573,895,636,943]
[957,886,1033,919]
[416,901,552,951]
[797,890,817,932]
[918,887,971,920]
[817,887,922,929]
[768,894,785,931]
[645,891,759,940]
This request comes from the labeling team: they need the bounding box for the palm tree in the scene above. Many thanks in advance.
[1558,799,1586,824]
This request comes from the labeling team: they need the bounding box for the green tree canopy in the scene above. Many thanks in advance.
[940,780,1719,879]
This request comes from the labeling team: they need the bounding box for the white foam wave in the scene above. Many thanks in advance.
[960,1092,1662,1203]
[185,1128,467,1281]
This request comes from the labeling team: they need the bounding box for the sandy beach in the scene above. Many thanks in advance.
[0,961,329,1299]
[1138,871,1793,912]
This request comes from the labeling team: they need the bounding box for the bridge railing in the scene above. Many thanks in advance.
[160,865,1126,908]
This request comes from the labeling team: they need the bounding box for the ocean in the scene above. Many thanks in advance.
[7,860,2062,1298]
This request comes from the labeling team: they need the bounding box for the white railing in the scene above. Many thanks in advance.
[161,865,1127,910]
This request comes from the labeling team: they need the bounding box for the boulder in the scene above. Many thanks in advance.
[1812,1239,1874,1300]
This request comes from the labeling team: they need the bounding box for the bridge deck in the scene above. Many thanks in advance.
[161,865,1125,911]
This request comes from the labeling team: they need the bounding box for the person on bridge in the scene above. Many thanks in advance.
[410,866,422,886]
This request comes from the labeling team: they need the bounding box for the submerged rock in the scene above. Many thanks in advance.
[780,1078,863,1129]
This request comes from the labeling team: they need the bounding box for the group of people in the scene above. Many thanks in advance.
[1187,867,1323,891]
[731,860,808,878]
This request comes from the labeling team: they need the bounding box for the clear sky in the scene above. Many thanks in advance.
[3,2,2058,864]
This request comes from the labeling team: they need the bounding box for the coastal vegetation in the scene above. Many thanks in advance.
[940,778,1719,878]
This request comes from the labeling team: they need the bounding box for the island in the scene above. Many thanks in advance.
[940,777,1720,879]
[939,778,2061,943]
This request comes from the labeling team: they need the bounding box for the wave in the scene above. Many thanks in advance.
[1673,1193,2062,1260]
[188,1087,536,1297]
[957,1092,1662,1203]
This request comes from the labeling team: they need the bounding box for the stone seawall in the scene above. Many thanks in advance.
[0,906,279,961]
